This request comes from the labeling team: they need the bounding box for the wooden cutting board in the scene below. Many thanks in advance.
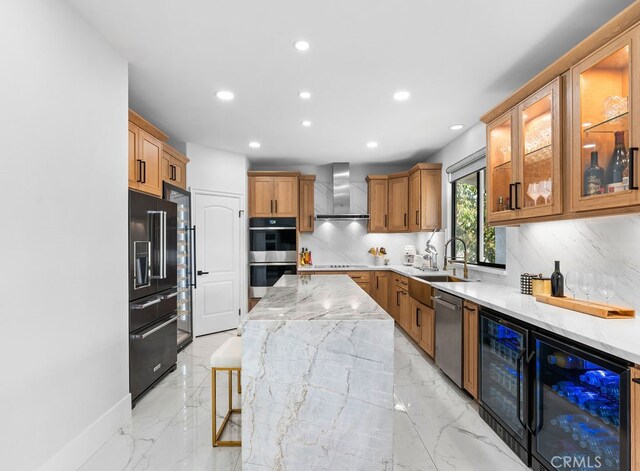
[535,294,635,319]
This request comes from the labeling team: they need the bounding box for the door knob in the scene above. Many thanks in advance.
[197,270,209,276]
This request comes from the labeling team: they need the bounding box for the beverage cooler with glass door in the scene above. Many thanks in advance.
[163,182,193,351]
[479,309,632,471]
[531,333,630,471]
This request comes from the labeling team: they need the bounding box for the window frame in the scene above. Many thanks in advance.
[451,169,506,269]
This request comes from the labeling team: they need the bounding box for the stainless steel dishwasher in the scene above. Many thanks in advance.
[434,288,463,387]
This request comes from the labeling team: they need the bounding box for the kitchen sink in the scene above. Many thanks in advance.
[413,275,466,283]
[409,274,466,306]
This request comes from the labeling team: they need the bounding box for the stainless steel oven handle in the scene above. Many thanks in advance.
[249,262,298,266]
[130,297,162,310]
[130,315,178,340]
[433,296,461,311]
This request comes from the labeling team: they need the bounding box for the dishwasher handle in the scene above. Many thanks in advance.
[433,296,461,311]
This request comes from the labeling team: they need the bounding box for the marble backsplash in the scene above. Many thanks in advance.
[502,214,640,309]
[300,182,421,265]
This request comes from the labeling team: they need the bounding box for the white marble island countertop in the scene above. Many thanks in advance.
[246,274,390,321]
[242,274,395,470]
[431,281,640,365]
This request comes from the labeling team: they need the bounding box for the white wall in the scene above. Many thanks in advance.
[0,1,129,470]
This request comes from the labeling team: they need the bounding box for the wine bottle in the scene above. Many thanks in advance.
[551,260,564,297]
[583,151,604,196]
[605,131,627,192]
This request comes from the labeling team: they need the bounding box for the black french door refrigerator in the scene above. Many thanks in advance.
[129,190,178,405]
[163,182,194,351]
[479,308,632,471]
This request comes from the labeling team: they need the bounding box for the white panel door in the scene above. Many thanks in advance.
[193,192,241,336]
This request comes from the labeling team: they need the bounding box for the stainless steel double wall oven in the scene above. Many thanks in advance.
[249,217,297,298]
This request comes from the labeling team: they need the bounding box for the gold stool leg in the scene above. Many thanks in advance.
[238,370,242,394]
[212,368,242,447]
[212,368,217,447]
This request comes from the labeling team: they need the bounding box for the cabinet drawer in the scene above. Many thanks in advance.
[347,271,372,283]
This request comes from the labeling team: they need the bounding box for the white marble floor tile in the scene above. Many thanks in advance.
[78,386,197,471]
[79,326,535,471]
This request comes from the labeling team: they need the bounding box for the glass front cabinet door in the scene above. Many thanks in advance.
[487,110,518,224]
[517,78,562,219]
[571,30,640,212]
[487,78,562,224]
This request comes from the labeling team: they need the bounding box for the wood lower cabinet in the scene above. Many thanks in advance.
[398,288,410,332]
[299,175,315,232]
[162,143,189,190]
[374,271,391,312]
[388,173,409,231]
[463,301,479,399]
[409,297,435,358]
[367,176,388,232]
[305,271,372,296]
[249,298,260,312]
[248,173,299,217]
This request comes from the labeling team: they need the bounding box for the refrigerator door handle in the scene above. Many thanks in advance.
[130,315,178,340]
[150,211,167,280]
[130,297,161,310]
[161,290,179,300]
[191,225,197,289]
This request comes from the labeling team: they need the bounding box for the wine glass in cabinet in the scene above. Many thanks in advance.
[517,78,562,219]
[487,109,518,224]
[571,29,640,212]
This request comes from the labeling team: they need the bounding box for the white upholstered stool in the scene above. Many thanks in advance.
[210,336,242,447]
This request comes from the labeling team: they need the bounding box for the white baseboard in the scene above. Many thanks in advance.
[37,394,131,471]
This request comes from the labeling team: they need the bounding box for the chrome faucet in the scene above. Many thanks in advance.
[443,237,469,279]
[422,227,439,271]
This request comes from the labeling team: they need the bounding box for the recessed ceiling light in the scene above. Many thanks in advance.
[216,90,235,101]
[583,143,596,149]
[299,90,311,100]
[393,90,411,101]
[302,120,312,127]
[366,141,378,149]
[582,122,592,127]
[294,40,310,52]
[249,142,261,149]
[450,124,464,130]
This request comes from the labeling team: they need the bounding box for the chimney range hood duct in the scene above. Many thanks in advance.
[315,163,370,220]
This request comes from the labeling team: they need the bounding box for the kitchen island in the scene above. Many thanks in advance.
[241,274,394,470]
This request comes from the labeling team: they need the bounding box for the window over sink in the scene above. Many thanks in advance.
[452,169,506,268]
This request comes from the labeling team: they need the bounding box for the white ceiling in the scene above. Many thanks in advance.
[67,0,632,165]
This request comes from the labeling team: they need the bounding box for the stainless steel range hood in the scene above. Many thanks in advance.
[316,163,370,220]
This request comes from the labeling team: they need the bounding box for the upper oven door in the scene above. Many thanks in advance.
[249,218,297,263]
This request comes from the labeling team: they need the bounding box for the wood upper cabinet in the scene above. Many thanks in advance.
[128,110,169,197]
[571,28,640,213]
[408,164,442,231]
[409,297,435,358]
[487,78,562,224]
[463,300,479,399]
[367,176,388,232]
[374,271,391,312]
[162,143,189,190]
[388,173,409,231]
[248,173,299,217]
[299,175,315,232]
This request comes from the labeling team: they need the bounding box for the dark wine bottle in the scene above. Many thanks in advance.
[583,151,604,196]
[551,261,564,297]
[605,131,627,192]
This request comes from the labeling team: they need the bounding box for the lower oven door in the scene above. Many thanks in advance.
[249,263,297,298]
[129,314,178,402]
